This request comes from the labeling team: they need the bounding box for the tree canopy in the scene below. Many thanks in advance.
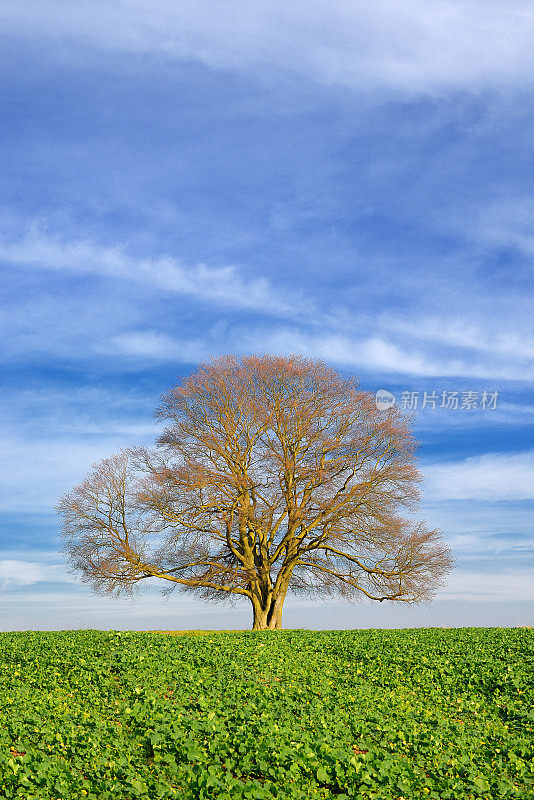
[57,354,453,629]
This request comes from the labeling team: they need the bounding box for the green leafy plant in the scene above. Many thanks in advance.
[0,628,532,799]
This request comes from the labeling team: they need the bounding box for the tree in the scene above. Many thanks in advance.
[57,354,453,630]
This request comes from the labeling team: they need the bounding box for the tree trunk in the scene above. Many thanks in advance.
[251,593,285,630]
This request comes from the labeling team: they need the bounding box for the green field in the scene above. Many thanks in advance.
[1,628,532,799]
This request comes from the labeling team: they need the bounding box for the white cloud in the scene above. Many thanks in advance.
[0,385,158,444]
[1,571,532,632]
[0,227,297,316]
[465,197,534,259]
[111,331,209,363]
[424,450,534,501]
[436,529,533,562]
[278,331,470,377]
[0,560,69,588]
[437,569,534,602]
[379,314,534,363]
[402,403,534,434]
[2,226,533,380]
[118,324,534,380]
[2,1,534,93]
[0,430,154,512]
[423,500,534,544]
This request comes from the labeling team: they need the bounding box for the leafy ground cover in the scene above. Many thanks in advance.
[0,627,532,799]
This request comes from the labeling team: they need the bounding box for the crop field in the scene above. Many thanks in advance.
[0,628,532,800]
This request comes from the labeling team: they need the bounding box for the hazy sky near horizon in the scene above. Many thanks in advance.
[1,1,533,630]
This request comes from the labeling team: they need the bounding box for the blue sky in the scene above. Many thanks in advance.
[1,0,533,630]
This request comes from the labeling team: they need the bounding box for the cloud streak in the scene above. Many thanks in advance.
[106,325,534,380]
[3,1,534,94]
[0,431,154,513]
[0,227,298,316]
[437,569,534,602]
[0,559,70,588]
[424,450,534,501]
[5,225,533,380]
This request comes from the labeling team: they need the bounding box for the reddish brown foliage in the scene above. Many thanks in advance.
[57,354,453,629]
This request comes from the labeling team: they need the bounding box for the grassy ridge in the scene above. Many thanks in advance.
[0,628,532,799]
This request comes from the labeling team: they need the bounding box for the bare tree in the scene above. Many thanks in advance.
[57,355,453,629]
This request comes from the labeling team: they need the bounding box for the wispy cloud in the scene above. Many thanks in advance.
[105,324,534,381]
[1,570,532,632]
[378,314,534,364]
[424,450,534,501]
[2,1,534,93]
[249,328,534,380]
[402,402,534,434]
[437,569,534,602]
[0,431,154,512]
[110,331,210,363]
[0,227,298,316]
[0,559,71,588]
[4,224,533,380]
